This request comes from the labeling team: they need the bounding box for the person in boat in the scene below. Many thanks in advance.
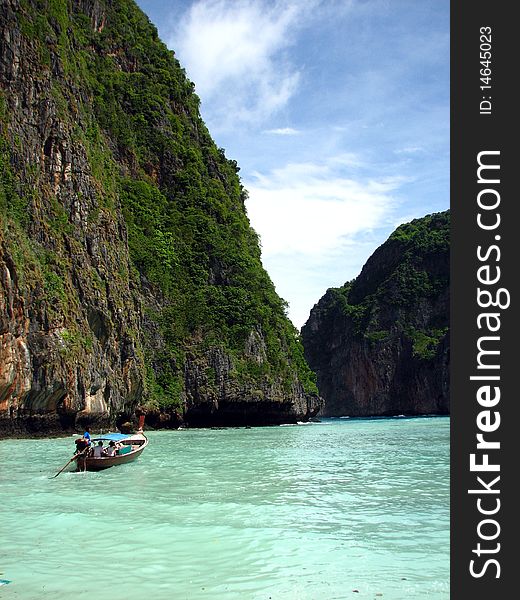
[83,427,92,446]
[105,440,117,457]
[74,437,89,471]
[75,437,88,454]
[92,440,105,458]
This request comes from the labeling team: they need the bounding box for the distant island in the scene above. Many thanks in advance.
[301,211,450,417]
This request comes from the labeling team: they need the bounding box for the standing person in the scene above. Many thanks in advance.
[74,437,88,472]
[83,427,92,446]
[75,437,88,454]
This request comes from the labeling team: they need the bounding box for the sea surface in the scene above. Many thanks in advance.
[0,416,449,600]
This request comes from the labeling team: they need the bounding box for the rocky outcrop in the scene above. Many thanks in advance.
[0,0,144,435]
[0,0,321,435]
[301,211,449,417]
[181,346,319,426]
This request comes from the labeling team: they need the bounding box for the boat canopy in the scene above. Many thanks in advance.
[91,433,130,442]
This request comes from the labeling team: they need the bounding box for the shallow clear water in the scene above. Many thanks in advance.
[0,417,449,599]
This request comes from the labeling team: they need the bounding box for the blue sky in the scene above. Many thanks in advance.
[135,0,450,328]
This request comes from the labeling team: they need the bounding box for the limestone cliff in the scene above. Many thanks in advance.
[301,211,449,417]
[0,0,321,435]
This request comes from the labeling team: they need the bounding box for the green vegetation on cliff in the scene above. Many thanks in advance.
[329,211,450,357]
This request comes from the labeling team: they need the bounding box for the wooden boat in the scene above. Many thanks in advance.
[76,431,148,472]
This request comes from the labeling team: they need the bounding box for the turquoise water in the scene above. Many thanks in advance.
[0,417,449,599]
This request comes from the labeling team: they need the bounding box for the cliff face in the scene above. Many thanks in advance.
[301,211,449,417]
[0,0,321,435]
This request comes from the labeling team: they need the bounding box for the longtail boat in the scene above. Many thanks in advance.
[53,414,148,477]
[77,431,149,472]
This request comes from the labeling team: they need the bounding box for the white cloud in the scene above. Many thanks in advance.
[168,0,308,127]
[245,159,403,258]
[243,157,408,327]
[394,146,426,155]
[264,127,300,135]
